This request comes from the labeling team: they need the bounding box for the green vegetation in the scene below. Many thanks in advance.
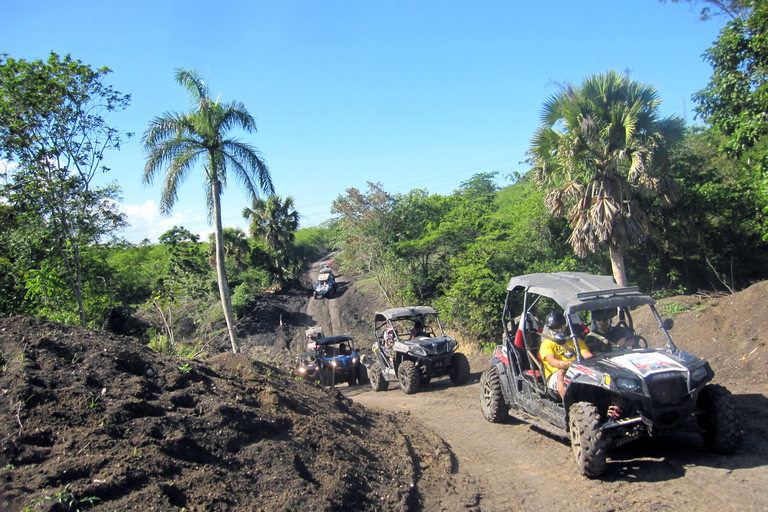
[2,10,768,350]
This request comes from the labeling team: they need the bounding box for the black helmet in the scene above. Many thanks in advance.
[546,311,566,330]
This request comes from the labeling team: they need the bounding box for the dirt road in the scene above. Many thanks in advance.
[299,258,768,511]
[345,358,768,512]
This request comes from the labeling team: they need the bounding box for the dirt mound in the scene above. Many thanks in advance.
[0,316,449,512]
[632,280,768,389]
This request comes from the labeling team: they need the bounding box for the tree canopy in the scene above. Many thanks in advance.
[529,70,684,286]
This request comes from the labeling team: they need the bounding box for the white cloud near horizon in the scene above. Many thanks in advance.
[120,199,241,244]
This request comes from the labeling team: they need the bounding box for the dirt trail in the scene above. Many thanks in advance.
[345,356,768,512]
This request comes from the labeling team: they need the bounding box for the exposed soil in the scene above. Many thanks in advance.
[1,259,767,512]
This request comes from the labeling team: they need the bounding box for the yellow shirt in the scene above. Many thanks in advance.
[539,337,589,380]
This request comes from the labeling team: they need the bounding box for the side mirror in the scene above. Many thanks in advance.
[663,318,674,331]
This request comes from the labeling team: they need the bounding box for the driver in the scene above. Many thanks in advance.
[588,308,632,351]
[539,311,592,400]
[410,321,425,339]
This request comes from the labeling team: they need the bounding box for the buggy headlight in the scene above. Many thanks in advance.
[616,377,640,391]
[691,366,707,383]
[330,361,337,367]
[352,357,357,364]
[298,367,306,374]
[411,346,427,356]
[447,338,457,351]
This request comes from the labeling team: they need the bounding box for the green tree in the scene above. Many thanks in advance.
[694,1,768,240]
[206,227,251,272]
[243,195,299,289]
[332,182,398,302]
[529,70,684,286]
[142,69,274,353]
[0,53,131,326]
[659,0,752,20]
[695,1,768,157]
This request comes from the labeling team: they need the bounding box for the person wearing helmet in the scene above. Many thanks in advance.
[586,308,631,352]
[539,311,593,400]
[410,321,425,339]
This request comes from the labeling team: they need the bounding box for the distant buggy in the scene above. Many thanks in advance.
[296,335,366,386]
[314,265,337,299]
[480,272,742,477]
[368,306,470,394]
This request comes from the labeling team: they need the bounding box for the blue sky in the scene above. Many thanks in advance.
[2,0,727,243]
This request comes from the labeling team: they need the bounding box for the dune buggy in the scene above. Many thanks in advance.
[314,265,337,299]
[480,272,742,477]
[368,306,470,394]
[296,334,366,386]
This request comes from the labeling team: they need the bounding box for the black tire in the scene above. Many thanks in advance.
[347,370,356,387]
[480,367,509,423]
[449,352,470,385]
[697,383,742,454]
[398,360,421,394]
[368,362,388,392]
[313,292,318,299]
[569,402,607,477]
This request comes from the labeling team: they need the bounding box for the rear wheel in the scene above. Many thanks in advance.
[480,367,509,423]
[697,384,742,454]
[368,362,388,392]
[569,402,607,477]
[449,352,470,385]
[398,360,421,394]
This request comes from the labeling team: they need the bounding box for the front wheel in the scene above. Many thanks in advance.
[569,402,607,477]
[398,360,421,394]
[697,384,742,454]
[368,362,388,392]
[449,352,470,385]
[480,367,509,423]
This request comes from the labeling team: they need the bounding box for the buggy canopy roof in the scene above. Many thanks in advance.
[316,335,354,346]
[506,272,655,314]
[374,306,437,322]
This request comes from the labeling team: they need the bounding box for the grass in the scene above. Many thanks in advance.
[661,301,692,316]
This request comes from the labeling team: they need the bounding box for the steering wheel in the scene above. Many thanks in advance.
[623,335,648,349]
[584,332,612,354]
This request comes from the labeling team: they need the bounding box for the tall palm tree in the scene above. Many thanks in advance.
[529,70,683,286]
[142,69,273,353]
[243,195,298,289]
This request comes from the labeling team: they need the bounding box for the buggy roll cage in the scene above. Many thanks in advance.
[501,272,679,392]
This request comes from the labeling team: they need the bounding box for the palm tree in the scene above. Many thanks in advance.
[142,69,273,353]
[529,70,683,286]
[207,227,250,271]
[243,195,298,289]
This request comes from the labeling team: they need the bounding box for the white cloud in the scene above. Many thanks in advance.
[121,200,187,243]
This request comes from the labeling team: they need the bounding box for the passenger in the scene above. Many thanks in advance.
[539,311,593,400]
[384,326,397,346]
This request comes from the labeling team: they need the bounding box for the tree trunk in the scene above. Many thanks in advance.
[609,243,627,287]
[212,179,240,354]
